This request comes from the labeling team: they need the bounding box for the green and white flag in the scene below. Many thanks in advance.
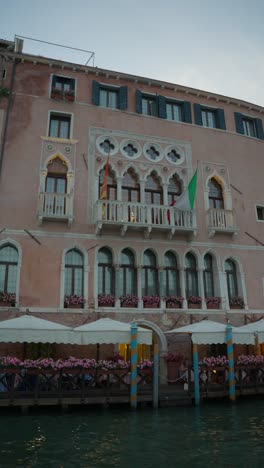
[176,169,198,210]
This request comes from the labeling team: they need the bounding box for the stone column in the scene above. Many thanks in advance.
[198,268,206,309]
[179,267,187,309]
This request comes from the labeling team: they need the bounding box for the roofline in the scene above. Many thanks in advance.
[1,49,263,113]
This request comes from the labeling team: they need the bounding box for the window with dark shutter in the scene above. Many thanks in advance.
[92,80,127,110]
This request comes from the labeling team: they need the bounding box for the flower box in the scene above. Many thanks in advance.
[166,302,181,309]
[119,295,139,308]
[65,94,75,102]
[0,301,15,307]
[144,303,160,309]
[64,303,83,309]
[230,305,243,309]
[206,303,220,309]
[188,302,201,309]
[229,296,244,309]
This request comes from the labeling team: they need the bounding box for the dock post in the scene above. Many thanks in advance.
[153,343,159,408]
[193,342,200,405]
[226,323,236,402]
[130,322,138,409]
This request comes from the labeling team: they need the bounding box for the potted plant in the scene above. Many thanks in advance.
[164,295,184,309]
[229,296,244,309]
[187,296,202,309]
[142,295,160,308]
[164,352,184,382]
[119,294,139,308]
[51,87,63,99]
[64,294,85,309]
[0,292,16,307]
[98,294,115,307]
[0,87,10,98]
[64,89,75,101]
[205,297,222,309]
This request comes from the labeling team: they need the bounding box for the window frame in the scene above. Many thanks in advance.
[47,111,73,139]
[50,74,76,99]
[256,205,264,222]
[225,260,238,300]
[119,249,137,296]
[99,86,119,109]
[142,250,159,296]
[98,248,115,295]
[185,253,198,298]
[164,251,180,296]
[165,99,184,122]
[208,178,224,209]
[203,254,215,298]
[64,249,84,298]
[0,244,18,294]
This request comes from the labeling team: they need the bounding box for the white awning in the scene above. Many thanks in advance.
[234,319,264,344]
[74,318,152,345]
[165,319,255,345]
[0,315,79,344]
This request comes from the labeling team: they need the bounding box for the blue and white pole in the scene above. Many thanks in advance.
[192,342,200,406]
[226,322,236,401]
[130,322,138,409]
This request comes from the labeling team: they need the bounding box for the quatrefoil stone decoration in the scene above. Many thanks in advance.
[124,143,138,157]
[99,139,115,154]
[167,149,180,163]
[146,146,159,160]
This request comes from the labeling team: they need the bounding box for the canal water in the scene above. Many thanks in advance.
[0,400,264,467]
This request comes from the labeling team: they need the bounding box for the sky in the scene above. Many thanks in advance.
[1,0,264,106]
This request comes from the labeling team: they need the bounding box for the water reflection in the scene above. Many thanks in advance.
[0,402,264,467]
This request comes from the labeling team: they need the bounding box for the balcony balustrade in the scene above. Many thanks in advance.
[38,192,73,225]
[207,208,238,238]
[95,200,197,238]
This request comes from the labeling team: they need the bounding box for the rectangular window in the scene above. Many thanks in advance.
[194,104,226,130]
[256,205,264,221]
[243,118,256,137]
[51,75,75,101]
[49,113,71,139]
[166,102,183,122]
[201,109,217,128]
[235,112,264,140]
[99,88,118,109]
[92,80,128,110]
[142,96,157,116]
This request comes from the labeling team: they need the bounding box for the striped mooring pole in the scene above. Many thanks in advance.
[130,322,138,409]
[226,323,236,402]
[192,342,200,406]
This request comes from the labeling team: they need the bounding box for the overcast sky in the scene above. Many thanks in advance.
[1,0,264,106]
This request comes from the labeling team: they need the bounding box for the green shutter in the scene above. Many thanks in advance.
[194,103,202,125]
[234,112,244,134]
[216,108,226,130]
[51,75,56,89]
[158,95,167,119]
[136,89,142,114]
[183,101,192,123]
[70,78,75,92]
[119,86,128,110]
[92,80,100,106]
[255,118,264,140]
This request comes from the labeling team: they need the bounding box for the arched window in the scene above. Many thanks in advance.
[119,249,136,295]
[204,254,214,297]
[209,178,224,209]
[225,259,238,299]
[168,175,182,205]
[122,169,140,203]
[142,250,159,296]
[98,247,115,295]
[64,249,84,297]
[99,167,117,201]
[145,173,163,205]
[45,157,67,215]
[185,253,198,297]
[0,244,18,294]
[164,251,180,296]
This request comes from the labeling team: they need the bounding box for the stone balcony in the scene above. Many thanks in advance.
[38,192,73,225]
[207,208,238,238]
[95,200,197,238]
